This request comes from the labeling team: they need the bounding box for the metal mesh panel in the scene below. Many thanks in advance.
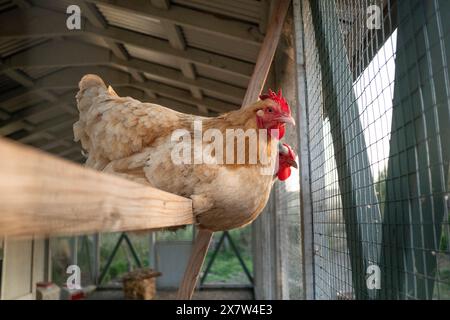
[270,11,304,299]
[301,0,450,299]
[275,106,303,299]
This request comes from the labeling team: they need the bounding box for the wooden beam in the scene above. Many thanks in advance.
[292,0,314,299]
[3,69,34,87]
[18,66,238,113]
[0,137,194,238]
[0,8,254,80]
[0,40,245,104]
[151,0,208,115]
[242,0,291,108]
[117,87,201,115]
[12,0,31,9]
[0,91,76,126]
[78,1,147,83]
[177,0,291,300]
[84,0,263,46]
[177,229,213,299]
[0,58,76,120]
[259,0,271,33]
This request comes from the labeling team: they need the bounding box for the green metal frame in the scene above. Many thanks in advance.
[98,232,142,285]
[200,231,254,286]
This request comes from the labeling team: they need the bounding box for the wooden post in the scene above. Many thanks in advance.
[292,0,315,300]
[176,0,292,300]
[176,229,213,299]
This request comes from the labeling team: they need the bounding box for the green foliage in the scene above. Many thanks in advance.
[375,167,387,216]
[440,229,449,252]
[50,226,254,286]
[201,227,253,284]
[202,250,253,284]
[156,226,194,241]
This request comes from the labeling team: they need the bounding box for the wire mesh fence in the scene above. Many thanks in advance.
[299,0,450,299]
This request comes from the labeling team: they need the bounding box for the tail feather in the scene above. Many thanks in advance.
[79,74,107,92]
[74,74,111,159]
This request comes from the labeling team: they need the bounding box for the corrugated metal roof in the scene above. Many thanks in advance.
[96,3,168,40]
[97,2,258,63]
[0,0,15,12]
[31,0,75,13]
[0,73,19,92]
[195,64,249,88]
[125,44,180,69]
[143,72,191,91]
[183,27,259,63]
[0,38,48,58]
[172,0,262,24]
[26,103,67,124]
[74,35,111,50]
[1,91,44,113]
[21,66,65,80]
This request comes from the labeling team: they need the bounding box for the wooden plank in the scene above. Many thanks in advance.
[177,0,291,300]
[293,0,315,300]
[241,0,291,108]
[0,238,33,299]
[176,229,213,299]
[0,137,194,238]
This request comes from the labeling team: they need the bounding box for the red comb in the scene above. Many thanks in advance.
[259,89,290,114]
[284,143,296,160]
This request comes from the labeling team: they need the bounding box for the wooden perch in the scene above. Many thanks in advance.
[0,137,194,238]
[176,229,213,299]
[177,0,292,300]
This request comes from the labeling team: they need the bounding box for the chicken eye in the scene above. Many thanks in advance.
[267,107,273,113]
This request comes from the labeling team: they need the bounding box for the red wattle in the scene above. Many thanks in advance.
[269,124,285,139]
[277,167,291,181]
[278,124,286,139]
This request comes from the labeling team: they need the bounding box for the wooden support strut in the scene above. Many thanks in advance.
[176,0,292,300]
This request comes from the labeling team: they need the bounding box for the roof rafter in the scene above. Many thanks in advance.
[82,0,264,46]
[0,40,245,104]
[0,7,254,80]
[151,0,208,115]
[77,0,149,85]
[7,66,238,113]
[0,91,76,133]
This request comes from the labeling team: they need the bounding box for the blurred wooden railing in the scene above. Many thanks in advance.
[0,137,194,238]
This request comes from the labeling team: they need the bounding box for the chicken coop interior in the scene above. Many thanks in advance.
[0,0,449,300]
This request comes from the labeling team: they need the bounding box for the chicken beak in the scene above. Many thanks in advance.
[276,114,296,126]
[287,158,298,169]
